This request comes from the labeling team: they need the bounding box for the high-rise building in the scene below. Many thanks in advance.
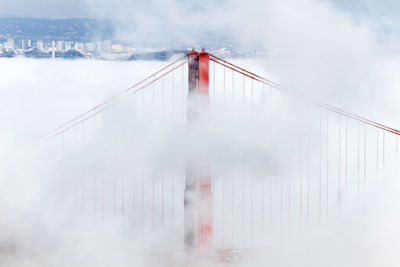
[65,41,72,51]
[52,41,56,59]
[96,41,104,53]
[56,40,64,51]
[112,44,123,52]
[74,42,84,52]
[36,40,44,51]
[21,40,26,50]
[85,42,95,52]
[4,38,14,50]
[103,40,112,53]
[28,40,31,48]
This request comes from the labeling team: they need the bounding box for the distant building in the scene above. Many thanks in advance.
[103,40,112,53]
[36,40,44,51]
[28,40,31,48]
[112,44,123,53]
[21,40,27,50]
[216,47,232,57]
[52,41,56,59]
[56,41,64,51]
[96,41,104,53]
[85,42,95,52]
[126,47,137,53]
[65,41,73,51]
[4,38,14,50]
[74,42,84,52]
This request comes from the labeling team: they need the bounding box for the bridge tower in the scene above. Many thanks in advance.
[184,49,213,250]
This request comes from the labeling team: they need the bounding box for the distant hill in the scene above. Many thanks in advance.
[0,17,116,42]
[0,17,236,51]
[128,50,190,61]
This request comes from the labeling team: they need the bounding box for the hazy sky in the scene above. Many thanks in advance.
[2,1,400,266]
[0,0,398,20]
[0,0,219,18]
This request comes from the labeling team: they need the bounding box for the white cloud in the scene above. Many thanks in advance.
[1,0,400,266]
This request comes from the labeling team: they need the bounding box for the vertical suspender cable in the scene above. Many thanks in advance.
[81,170,85,212]
[243,75,245,105]
[172,64,175,116]
[213,60,216,97]
[242,174,245,247]
[223,63,226,98]
[73,172,77,210]
[326,112,329,219]
[182,64,185,118]
[251,176,254,241]
[222,176,226,248]
[364,124,367,184]
[319,109,322,224]
[102,174,105,223]
[232,177,234,248]
[307,147,310,221]
[262,80,265,103]
[269,177,272,231]
[232,70,235,101]
[122,175,125,217]
[162,174,164,224]
[357,123,360,200]
[172,170,175,223]
[94,176,96,218]
[152,80,155,105]
[288,169,291,220]
[113,175,116,219]
[142,80,145,104]
[261,181,264,230]
[142,176,144,218]
[300,163,303,224]
[152,176,155,226]
[338,116,341,206]
[162,77,165,112]
[377,129,379,177]
[251,79,254,105]
[383,130,385,166]
[345,118,348,203]
[132,176,135,217]
[281,171,284,226]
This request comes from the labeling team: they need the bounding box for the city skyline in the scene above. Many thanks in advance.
[2,0,400,51]
[0,17,242,59]
[0,36,238,60]
[1,0,399,18]
[1,0,400,266]
[0,37,134,59]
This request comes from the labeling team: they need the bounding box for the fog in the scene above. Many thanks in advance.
[1,0,400,266]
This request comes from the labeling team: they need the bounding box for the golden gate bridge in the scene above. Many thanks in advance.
[31,48,400,259]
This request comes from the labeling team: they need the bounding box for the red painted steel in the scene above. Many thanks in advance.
[39,60,188,143]
[185,49,213,250]
[198,49,210,96]
[32,48,400,253]
[34,54,189,144]
[209,57,400,136]
[196,50,212,249]
[36,50,400,146]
